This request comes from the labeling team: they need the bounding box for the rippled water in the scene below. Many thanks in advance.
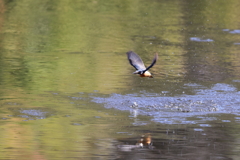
[1,0,240,159]
[92,83,240,124]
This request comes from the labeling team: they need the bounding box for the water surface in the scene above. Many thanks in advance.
[0,0,240,159]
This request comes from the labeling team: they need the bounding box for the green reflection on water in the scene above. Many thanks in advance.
[0,0,187,94]
[0,0,240,159]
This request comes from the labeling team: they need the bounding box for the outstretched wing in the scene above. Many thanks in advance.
[144,53,158,72]
[126,51,146,71]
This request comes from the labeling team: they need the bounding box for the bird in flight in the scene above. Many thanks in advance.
[126,51,158,78]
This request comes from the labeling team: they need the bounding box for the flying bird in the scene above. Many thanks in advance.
[126,51,158,78]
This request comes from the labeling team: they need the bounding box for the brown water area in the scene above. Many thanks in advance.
[0,0,240,159]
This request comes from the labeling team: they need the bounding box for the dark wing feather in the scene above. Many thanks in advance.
[144,53,158,72]
[126,51,146,70]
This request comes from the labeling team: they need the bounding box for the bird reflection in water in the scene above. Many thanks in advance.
[118,133,154,151]
[136,133,152,147]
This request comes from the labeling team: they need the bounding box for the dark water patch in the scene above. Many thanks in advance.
[190,37,214,42]
[222,29,230,32]
[114,126,230,160]
[223,29,240,34]
[4,102,23,106]
[1,118,9,120]
[229,30,240,34]
[8,108,55,120]
[72,123,82,126]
